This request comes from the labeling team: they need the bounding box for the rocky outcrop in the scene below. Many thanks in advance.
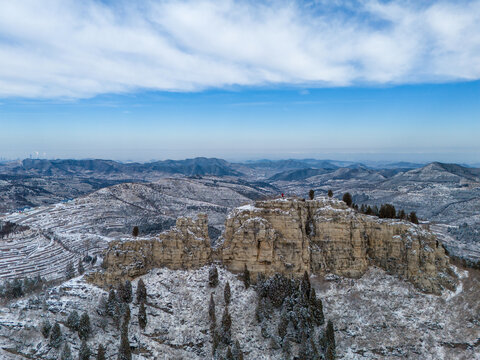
[221,199,456,294]
[91,198,457,294]
[88,214,211,285]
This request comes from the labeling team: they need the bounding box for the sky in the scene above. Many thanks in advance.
[0,0,479,163]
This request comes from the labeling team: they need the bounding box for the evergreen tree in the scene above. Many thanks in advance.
[308,189,315,200]
[232,339,244,360]
[96,344,106,360]
[78,312,91,340]
[41,319,51,338]
[409,211,419,224]
[224,282,231,306]
[66,310,79,331]
[49,322,62,348]
[79,340,91,360]
[60,342,73,360]
[397,209,406,220]
[365,206,374,215]
[118,324,131,360]
[78,259,85,275]
[226,346,234,360]
[342,193,353,207]
[301,271,311,298]
[136,278,147,303]
[122,303,131,325]
[107,289,117,316]
[326,320,336,349]
[379,204,396,219]
[65,262,75,280]
[309,288,324,325]
[138,301,147,330]
[326,344,335,360]
[209,266,219,288]
[327,189,333,198]
[209,293,216,328]
[123,280,132,303]
[242,264,250,289]
[132,226,139,237]
[221,306,232,345]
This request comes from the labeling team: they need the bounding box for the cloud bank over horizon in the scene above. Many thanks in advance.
[1,0,479,99]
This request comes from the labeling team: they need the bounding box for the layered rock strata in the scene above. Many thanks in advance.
[91,198,457,294]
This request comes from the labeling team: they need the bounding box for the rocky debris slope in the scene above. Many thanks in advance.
[96,198,457,294]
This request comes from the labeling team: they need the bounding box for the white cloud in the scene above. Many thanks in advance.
[0,0,479,99]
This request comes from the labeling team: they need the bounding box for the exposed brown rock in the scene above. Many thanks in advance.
[90,198,457,294]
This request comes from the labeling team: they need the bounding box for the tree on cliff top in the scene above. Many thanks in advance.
[132,226,139,237]
[342,192,352,207]
[309,189,315,200]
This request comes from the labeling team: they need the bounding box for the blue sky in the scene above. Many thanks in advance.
[0,1,479,162]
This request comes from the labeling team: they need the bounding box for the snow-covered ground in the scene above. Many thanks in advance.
[0,266,478,359]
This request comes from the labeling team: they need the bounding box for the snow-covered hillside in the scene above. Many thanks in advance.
[0,266,478,359]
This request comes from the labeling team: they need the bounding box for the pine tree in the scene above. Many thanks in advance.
[328,189,333,198]
[132,226,139,237]
[107,289,117,316]
[226,346,234,360]
[65,262,75,280]
[138,301,147,330]
[397,209,406,220]
[224,282,231,306]
[49,322,62,348]
[136,278,147,303]
[309,189,315,200]
[96,344,106,360]
[209,293,216,328]
[209,266,219,288]
[123,280,132,303]
[66,310,79,331]
[122,303,131,325]
[78,312,91,340]
[309,288,324,325]
[301,271,311,298]
[379,204,396,219]
[118,324,131,360]
[242,264,250,289]
[326,320,335,349]
[232,339,244,360]
[79,340,91,360]
[61,343,73,360]
[221,306,232,345]
[342,193,352,207]
[326,344,335,360]
[409,211,419,224]
[78,259,85,275]
[41,319,51,338]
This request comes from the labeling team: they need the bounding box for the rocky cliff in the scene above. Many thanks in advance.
[91,198,457,294]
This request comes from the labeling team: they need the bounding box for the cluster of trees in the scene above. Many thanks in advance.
[307,189,334,200]
[342,193,419,224]
[0,221,29,238]
[255,272,334,359]
[208,265,244,359]
[41,310,103,360]
[0,275,45,300]
[65,256,97,280]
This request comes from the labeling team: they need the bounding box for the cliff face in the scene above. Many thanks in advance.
[88,214,211,285]
[222,199,456,294]
[91,198,457,294]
